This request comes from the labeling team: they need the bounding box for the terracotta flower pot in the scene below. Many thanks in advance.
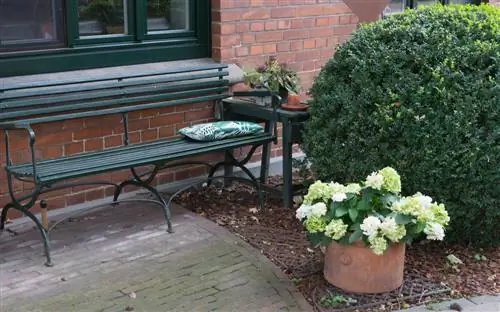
[287,94,301,107]
[323,241,405,293]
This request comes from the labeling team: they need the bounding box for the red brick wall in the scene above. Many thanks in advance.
[211,0,358,92]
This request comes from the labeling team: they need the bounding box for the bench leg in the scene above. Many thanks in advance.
[24,209,53,267]
[113,179,173,233]
[0,203,11,231]
[207,145,266,210]
[1,202,52,266]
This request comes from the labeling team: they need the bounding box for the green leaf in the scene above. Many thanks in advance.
[348,207,358,222]
[338,236,350,245]
[335,206,348,217]
[349,223,361,231]
[395,214,412,225]
[381,194,399,208]
[327,202,337,219]
[307,232,331,247]
[349,229,363,244]
[356,197,370,211]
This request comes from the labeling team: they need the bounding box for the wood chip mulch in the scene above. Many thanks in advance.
[174,179,499,310]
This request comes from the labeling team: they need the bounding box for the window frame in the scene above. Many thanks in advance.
[0,0,67,51]
[0,0,210,77]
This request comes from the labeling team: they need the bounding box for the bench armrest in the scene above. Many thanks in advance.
[2,124,39,182]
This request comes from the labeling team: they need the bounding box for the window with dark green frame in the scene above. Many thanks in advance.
[0,0,210,77]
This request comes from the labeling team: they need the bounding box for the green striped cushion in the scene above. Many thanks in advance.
[179,121,263,142]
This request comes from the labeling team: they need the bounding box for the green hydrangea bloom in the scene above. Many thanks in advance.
[303,181,330,204]
[325,219,348,240]
[304,181,346,204]
[345,183,362,194]
[430,203,450,226]
[379,167,401,193]
[369,235,388,255]
[305,216,327,233]
[380,217,406,242]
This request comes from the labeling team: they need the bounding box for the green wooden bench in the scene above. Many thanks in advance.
[0,64,277,266]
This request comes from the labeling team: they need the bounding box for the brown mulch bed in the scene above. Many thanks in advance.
[174,178,499,310]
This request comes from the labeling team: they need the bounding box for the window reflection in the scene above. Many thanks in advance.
[383,0,405,16]
[416,0,439,6]
[78,0,126,37]
[147,0,189,33]
[0,0,60,44]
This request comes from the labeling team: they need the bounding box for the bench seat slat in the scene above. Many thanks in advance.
[7,134,274,183]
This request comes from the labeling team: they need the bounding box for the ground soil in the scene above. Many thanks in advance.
[174,178,499,311]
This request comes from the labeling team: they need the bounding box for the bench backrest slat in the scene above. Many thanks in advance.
[0,70,228,103]
[1,64,228,93]
[13,93,228,127]
[0,64,229,124]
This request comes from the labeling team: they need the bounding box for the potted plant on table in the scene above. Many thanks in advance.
[243,57,301,105]
[296,167,449,293]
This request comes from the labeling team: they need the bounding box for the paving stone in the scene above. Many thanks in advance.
[428,298,478,311]
[0,203,312,311]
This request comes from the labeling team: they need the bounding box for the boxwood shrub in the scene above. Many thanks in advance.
[302,5,499,247]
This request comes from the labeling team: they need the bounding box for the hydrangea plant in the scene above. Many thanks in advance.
[297,167,449,255]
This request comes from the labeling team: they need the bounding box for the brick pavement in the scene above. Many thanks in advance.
[0,198,312,312]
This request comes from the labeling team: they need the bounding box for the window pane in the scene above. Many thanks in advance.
[0,0,61,44]
[383,0,405,15]
[78,0,127,37]
[416,0,439,6]
[147,0,190,33]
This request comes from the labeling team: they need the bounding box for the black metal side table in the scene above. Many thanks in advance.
[222,97,310,208]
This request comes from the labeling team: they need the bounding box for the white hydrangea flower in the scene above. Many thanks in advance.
[331,192,347,202]
[424,222,445,240]
[417,194,433,210]
[296,204,312,220]
[360,216,381,237]
[365,172,384,190]
[309,202,327,218]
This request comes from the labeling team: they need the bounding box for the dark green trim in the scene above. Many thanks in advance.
[66,0,78,47]
[0,41,208,77]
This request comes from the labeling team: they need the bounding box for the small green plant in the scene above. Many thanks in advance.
[320,291,357,308]
[473,253,487,262]
[80,0,124,26]
[147,0,171,18]
[446,254,464,272]
[243,57,301,95]
[291,277,303,285]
